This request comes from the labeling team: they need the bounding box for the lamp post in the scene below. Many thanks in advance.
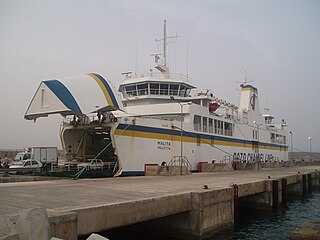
[170,96,191,175]
[290,131,293,162]
[253,121,262,162]
[308,137,312,162]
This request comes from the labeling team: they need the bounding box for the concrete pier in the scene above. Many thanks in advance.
[1,166,320,239]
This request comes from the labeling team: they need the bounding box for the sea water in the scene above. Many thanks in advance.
[231,188,320,240]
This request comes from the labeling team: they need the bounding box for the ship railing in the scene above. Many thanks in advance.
[50,161,117,172]
[103,161,117,170]
[222,155,233,163]
[125,72,192,82]
[122,89,190,98]
[62,113,117,126]
[168,156,192,171]
[50,162,79,172]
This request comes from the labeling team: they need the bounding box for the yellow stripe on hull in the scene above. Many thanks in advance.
[114,129,286,151]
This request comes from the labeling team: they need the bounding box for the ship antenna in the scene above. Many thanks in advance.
[236,70,254,87]
[154,20,179,76]
[163,19,167,68]
[135,43,138,76]
[187,31,189,79]
[245,69,247,83]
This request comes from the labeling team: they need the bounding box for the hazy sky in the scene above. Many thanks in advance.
[0,0,319,152]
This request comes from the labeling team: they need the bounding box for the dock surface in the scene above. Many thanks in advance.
[1,166,320,239]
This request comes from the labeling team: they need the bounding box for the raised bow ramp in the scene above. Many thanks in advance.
[24,73,122,120]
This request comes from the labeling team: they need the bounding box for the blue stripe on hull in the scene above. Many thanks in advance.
[116,123,288,150]
[121,171,145,176]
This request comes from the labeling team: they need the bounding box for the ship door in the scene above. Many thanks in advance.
[83,127,117,163]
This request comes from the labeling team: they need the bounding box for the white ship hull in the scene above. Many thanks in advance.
[113,119,288,175]
[25,20,289,177]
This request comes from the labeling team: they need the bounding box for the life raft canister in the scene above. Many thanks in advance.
[209,101,220,112]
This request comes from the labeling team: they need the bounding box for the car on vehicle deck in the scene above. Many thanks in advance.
[77,159,104,170]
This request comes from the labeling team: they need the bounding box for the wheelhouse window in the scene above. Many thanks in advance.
[179,85,186,97]
[137,83,148,95]
[125,85,137,96]
[185,88,191,97]
[121,82,193,97]
[169,84,179,96]
[150,83,159,94]
[160,84,169,95]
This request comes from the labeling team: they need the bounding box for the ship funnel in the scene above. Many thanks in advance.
[239,84,260,113]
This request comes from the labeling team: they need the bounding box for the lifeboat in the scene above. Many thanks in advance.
[209,101,220,112]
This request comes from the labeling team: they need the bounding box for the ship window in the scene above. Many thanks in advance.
[125,85,137,96]
[202,99,208,107]
[193,115,201,131]
[160,84,169,95]
[214,119,218,134]
[203,117,208,132]
[225,122,233,136]
[209,118,213,133]
[186,88,191,97]
[274,134,285,144]
[271,133,275,143]
[137,83,148,96]
[179,85,186,97]
[150,83,159,95]
[169,84,179,96]
[214,119,223,135]
[214,119,224,135]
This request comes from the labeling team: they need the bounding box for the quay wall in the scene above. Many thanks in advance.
[123,188,234,240]
[2,167,320,240]
[74,193,191,236]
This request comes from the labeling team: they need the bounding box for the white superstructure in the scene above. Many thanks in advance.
[25,20,288,176]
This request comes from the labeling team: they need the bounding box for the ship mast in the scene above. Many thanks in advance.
[163,19,167,69]
[154,20,178,77]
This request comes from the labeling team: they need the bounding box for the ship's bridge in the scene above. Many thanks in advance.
[118,73,195,107]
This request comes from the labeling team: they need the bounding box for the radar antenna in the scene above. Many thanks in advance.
[236,70,254,87]
[121,71,132,79]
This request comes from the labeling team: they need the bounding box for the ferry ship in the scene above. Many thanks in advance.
[24,20,288,176]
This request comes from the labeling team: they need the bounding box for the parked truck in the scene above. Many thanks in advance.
[14,147,58,170]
